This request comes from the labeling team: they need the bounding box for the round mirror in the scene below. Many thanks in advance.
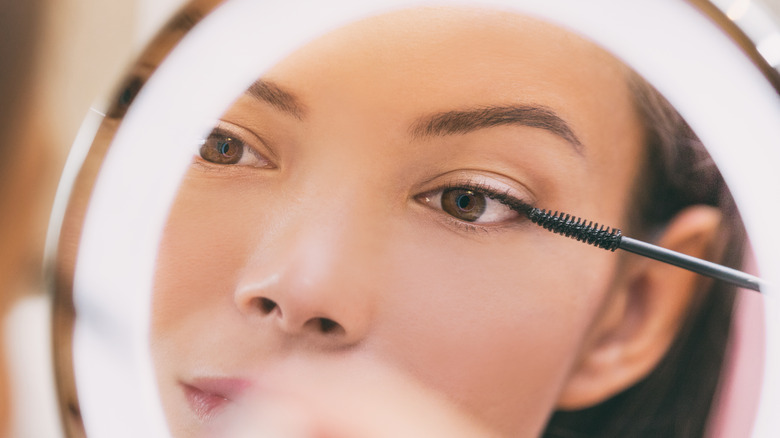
[49,1,780,437]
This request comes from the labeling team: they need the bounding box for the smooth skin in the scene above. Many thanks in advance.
[151,8,722,437]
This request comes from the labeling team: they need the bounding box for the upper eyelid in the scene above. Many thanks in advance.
[212,120,279,162]
[416,169,537,203]
[434,179,534,211]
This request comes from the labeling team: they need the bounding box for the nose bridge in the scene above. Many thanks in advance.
[283,175,382,287]
[234,178,381,345]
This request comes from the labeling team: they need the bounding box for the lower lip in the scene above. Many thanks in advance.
[181,378,250,420]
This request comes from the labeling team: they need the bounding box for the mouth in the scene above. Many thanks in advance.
[181,377,251,420]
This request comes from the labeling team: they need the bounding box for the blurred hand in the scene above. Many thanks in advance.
[211,356,499,438]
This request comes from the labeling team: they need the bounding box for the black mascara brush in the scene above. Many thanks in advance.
[524,207,765,292]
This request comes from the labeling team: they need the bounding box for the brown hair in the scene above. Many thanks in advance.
[542,72,744,437]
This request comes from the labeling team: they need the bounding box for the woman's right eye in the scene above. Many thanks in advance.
[198,128,275,168]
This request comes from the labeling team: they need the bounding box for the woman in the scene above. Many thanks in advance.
[149,8,743,437]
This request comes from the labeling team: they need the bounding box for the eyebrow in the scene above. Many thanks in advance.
[409,105,583,153]
[246,79,306,119]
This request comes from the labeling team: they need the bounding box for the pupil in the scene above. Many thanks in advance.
[457,194,473,211]
[219,141,232,156]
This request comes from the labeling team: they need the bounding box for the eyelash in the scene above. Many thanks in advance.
[428,181,533,234]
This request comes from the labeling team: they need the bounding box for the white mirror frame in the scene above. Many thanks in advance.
[60,0,780,436]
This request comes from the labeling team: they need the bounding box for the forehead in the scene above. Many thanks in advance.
[260,9,642,170]
[265,8,630,120]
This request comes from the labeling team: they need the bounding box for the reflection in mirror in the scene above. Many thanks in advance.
[150,9,753,438]
[51,1,777,438]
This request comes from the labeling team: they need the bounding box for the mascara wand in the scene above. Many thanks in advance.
[525,208,765,292]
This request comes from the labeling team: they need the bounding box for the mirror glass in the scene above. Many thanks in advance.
[50,1,780,437]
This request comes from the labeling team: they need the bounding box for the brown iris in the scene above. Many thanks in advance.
[441,188,486,222]
[199,132,244,164]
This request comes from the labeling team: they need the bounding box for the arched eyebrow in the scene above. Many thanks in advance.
[246,79,306,119]
[409,105,583,153]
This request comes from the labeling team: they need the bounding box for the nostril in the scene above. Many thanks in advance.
[257,297,277,315]
[247,298,345,336]
[317,317,344,335]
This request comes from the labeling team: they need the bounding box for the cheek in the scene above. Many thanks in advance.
[151,175,266,357]
[370,228,615,436]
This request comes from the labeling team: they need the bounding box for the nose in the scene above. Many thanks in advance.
[233,214,377,347]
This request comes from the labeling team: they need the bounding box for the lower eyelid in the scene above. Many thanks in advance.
[442,215,523,235]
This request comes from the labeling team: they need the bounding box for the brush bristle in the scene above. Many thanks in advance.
[526,208,622,251]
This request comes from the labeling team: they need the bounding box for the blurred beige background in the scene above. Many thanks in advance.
[1,1,186,436]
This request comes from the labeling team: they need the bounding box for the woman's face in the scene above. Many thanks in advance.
[151,9,645,437]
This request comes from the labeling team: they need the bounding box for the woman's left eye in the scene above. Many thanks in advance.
[421,187,521,224]
[198,128,275,168]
